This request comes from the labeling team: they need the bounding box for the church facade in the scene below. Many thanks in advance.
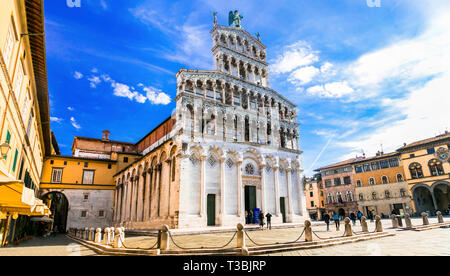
[113,16,307,230]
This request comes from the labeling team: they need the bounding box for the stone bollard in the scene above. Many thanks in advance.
[113,228,123,248]
[344,218,353,237]
[361,217,369,233]
[160,225,170,250]
[95,228,102,244]
[437,211,444,224]
[304,220,313,242]
[89,228,95,241]
[405,214,413,229]
[121,227,126,242]
[421,212,429,225]
[375,216,383,232]
[391,215,399,229]
[236,223,246,248]
[103,228,111,245]
[84,228,89,240]
[110,227,115,242]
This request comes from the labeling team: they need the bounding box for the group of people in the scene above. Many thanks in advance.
[322,211,365,231]
[245,210,273,230]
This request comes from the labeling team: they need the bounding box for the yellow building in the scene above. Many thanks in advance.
[305,174,325,220]
[397,132,450,215]
[0,0,53,246]
[39,131,141,232]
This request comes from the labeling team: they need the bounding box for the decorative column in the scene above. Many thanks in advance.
[202,83,207,99]
[143,170,151,221]
[273,166,280,216]
[297,167,306,216]
[121,183,127,223]
[200,155,207,218]
[286,166,294,219]
[212,83,217,102]
[237,160,243,218]
[260,164,266,213]
[220,155,226,223]
[153,166,160,218]
[127,179,133,222]
[246,92,250,110]
[136,175,144,221]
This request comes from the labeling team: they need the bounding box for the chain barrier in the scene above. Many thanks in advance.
[167,230,238,250]
[119,235,159,250]
[244,228,305,246]
[312,231,334,240]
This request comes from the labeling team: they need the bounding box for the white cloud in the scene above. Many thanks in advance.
[50,117,63,123]
[74,71,83,79]
[88,76,101,88]
[306,82,354,98]
[331,11,450,158]
[91,68,99,73]
[288,66,320,85]
[144,86,171,105]
[67,107,75,111]
[70,117,81,130]
[270,41,319,75]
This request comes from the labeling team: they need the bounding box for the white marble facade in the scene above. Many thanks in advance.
[173,23,307,228]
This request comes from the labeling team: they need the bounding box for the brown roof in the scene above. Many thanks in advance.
[74,136,135,145]
[397,132,450,151]
[315,158,357,171]
[350,152,399,165]
[25,0,52,156]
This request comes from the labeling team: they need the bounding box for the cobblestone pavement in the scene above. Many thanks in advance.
[0,218,448,256]
[0,234,98,256]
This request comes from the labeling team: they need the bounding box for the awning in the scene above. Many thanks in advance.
[0,180,51,217]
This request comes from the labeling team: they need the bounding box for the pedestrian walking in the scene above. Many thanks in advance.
[266,213,272,230]
[323,213,331,231]
[258,211,265,230]
[333,213,340,230]
[357,211,363,222]
[350,212,357,226]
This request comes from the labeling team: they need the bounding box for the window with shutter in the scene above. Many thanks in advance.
[51,168,63,183]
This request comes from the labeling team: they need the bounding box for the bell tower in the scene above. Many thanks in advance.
[210,13,270,88]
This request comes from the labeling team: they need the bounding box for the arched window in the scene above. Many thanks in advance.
[327,193,334,204]
[369,178,376,186]
[356,180,362,187]
[372,192,377,200]
[428,159,445,176]
[409,163,424,179]
[346,191,353,202]
[385,190,391,199]
[397,174,403,182]
[382,176,389,184]
[359,194,364,201]
[244,163,255,175]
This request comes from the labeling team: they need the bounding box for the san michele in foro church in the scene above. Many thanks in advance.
[111,11,306,230]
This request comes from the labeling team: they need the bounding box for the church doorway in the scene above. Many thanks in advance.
[280,197,286,223]
[245,186,257,224]
[207,194,216,226]
[42,192,69,233]
[433,183,449,213]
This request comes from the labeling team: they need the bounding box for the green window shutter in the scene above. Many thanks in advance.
[6,130,11,144]
[12,149,18,172]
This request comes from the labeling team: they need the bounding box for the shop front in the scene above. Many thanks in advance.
[0,181,51,247]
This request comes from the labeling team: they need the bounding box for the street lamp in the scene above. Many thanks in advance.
[0,143,10,159]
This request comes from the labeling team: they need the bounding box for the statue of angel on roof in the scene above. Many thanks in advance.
[229,10,243,28]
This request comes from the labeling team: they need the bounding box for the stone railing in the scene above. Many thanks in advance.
[68,227,127,249]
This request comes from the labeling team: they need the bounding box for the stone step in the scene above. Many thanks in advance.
[247,233,395,256]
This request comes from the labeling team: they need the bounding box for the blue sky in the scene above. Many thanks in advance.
[46,0,450,176]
